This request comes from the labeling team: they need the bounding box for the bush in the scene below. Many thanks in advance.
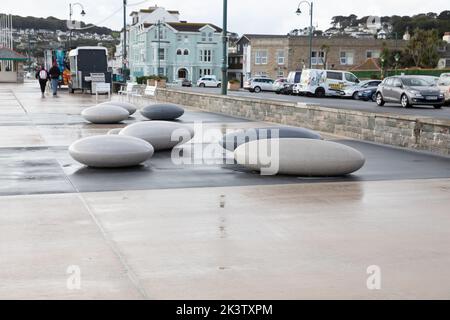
[136,75,168,84]
[229,79,241,84]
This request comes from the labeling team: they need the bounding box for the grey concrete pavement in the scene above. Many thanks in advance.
[176,86,450,120]
[1,81,450,299]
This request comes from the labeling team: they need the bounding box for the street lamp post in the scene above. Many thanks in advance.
[69,2,86,49]
[296,1,314,69]
[221,0,228,95]
[123,0,127,80]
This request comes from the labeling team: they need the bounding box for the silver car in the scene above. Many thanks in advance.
[243,77,275,93]
[376,76,445,109]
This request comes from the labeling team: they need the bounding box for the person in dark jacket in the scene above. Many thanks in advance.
[48,61,61,97]
[36,66,48,99]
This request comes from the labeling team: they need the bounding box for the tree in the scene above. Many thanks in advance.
[406,28,443,68]
[320,44,330,69]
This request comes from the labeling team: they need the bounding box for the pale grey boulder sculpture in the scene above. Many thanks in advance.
[221,126,322,151]
[234,138,365,177]
[141,103,185,120]
[120,121,194,151]
[98,101,137,115]
[69,135,154,168]
[82,105,129,124]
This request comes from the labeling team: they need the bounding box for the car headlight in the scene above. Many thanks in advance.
[408,90,423,97]
[363,90,372,94]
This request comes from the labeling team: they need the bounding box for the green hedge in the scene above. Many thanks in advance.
[136,75,168,84]
[353,69,450,80]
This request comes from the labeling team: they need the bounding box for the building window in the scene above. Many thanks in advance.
[158,48,165,61]
[366,50,380,59]
[208,32,213,42]
[176,49,182,55]
[200,68,212,77]
[201,32,207,42]
[340,51,354,65]
[157,67,165,76]
[255,50,268,65]
[311,51,325,65]
[277,67,284,78]
[184,49,189,56]
[200,49,212,62]
[277,50,285,65]
[177,35,182,42]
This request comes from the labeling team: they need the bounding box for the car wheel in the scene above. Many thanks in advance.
[315,87,325,98]
[371,93,377,102]
[434,105,443,109]
[401,94,410,108]
[254,86,261,93]
[217,83,222,88]
[352,92,359,100]
[376,93,385,106]
[199,83,205,88]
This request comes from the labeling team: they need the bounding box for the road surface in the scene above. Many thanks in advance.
[175,86,450,120]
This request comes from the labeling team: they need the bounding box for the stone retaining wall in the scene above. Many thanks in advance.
[154,88,450,156]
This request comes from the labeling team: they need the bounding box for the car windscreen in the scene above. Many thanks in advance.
[401,78,432,87]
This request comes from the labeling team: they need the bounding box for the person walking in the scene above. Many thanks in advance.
[49,62,61,97]
[36,66,48,99]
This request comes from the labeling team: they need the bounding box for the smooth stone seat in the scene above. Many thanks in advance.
[82,105,129,124]
[98,101,137,115]
[107,128,122,135]
[141,103,184,120]
[234,138,365,176]
[69,135,154,168]
[221,126,322,151]
[119,121,194,151]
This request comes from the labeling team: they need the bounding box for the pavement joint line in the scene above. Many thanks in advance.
[75,192,151,300]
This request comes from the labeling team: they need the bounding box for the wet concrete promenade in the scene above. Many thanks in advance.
[1,81,450,299]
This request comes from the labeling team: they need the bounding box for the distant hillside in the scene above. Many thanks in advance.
[331,11,450,36]
[8,14,116,35]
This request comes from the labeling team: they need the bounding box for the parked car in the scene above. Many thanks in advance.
[297,69,360,97]
[273,78,288,93]
[197,76,221,88]
[286,71,302,95]
[437,73,450,105]
[376,76,445,109]
[343,80,382,99]
[287,71,302,85]
[244,77,275,93]
[358,87,379,102]
[181,79,192,87]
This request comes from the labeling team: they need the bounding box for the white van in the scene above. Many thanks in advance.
[297,69,360,97]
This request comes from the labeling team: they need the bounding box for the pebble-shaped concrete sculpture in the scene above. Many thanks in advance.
[141,103,185,120]
[107,128,122,135]
[98,101,137,115]
[69,135,154,168]
[119,121,195,151]
[234,138,365,177]
[82,105,129,124]
[221,126,322,151]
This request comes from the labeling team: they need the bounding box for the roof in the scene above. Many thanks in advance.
[143,22,222,33]
[69,46,108,57]
[351,58,381,71]
[243,34,287,39]
[130,7,180,16]
[0,47,28,61]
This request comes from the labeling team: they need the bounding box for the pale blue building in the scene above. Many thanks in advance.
[128,7,224,83]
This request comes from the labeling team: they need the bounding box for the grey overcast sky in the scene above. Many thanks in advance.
[2,0,449,34]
